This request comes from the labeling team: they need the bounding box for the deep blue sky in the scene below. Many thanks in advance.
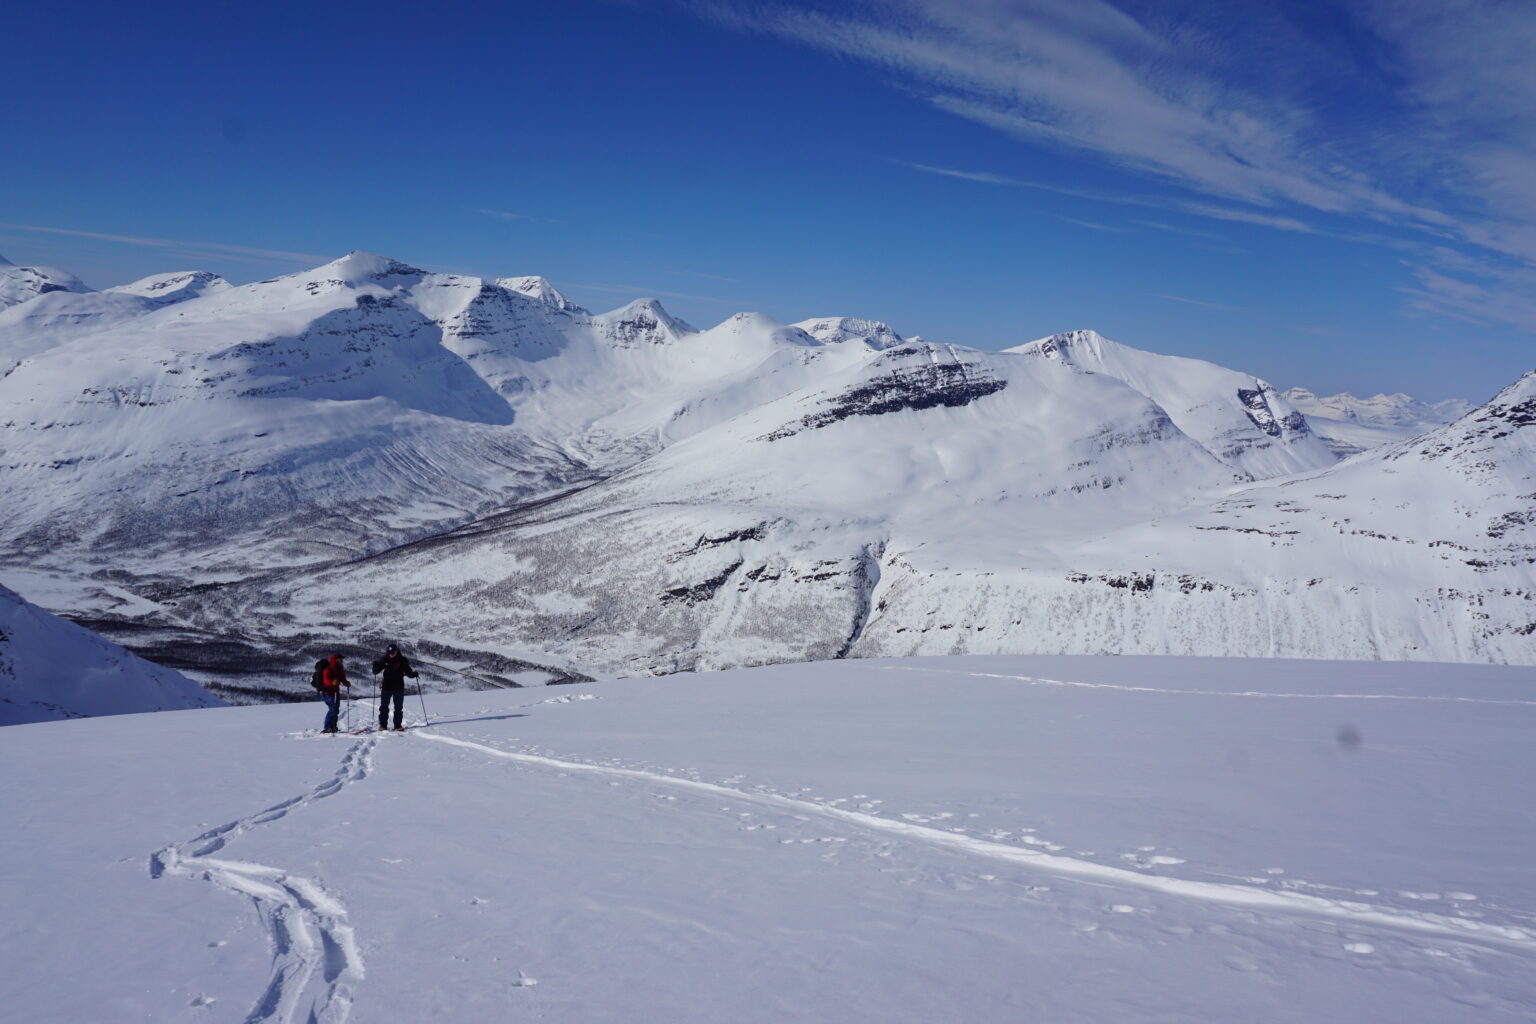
[3,0,1532,402]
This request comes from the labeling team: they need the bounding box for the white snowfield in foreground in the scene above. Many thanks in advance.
[3,655,1533,1023]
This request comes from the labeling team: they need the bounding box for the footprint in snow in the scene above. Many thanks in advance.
[189,995,216,1008]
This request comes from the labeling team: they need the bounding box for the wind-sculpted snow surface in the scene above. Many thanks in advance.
[3,656,1535,1022]
[0,583,221,724]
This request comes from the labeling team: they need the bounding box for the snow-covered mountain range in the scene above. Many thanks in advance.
[0,251,1528,695]
[1280,386,1475,456]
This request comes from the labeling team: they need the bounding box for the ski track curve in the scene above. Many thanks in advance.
[884,665,1536,706]
[415,729,1536,956]
[149,737,376,1024]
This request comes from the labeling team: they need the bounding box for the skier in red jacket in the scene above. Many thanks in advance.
[318,653,351,733]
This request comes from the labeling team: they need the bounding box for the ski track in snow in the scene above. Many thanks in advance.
[149,737,375,1024]
[884,665,1536,706]
[414,729,1536,957]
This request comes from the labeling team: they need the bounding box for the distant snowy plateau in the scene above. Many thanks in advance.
[0,251,1532,706]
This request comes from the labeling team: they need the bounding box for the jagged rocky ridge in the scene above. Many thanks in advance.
[0,251,1530,691]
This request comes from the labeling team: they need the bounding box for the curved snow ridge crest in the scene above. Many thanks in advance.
[887,666,1536,706]
[149,737,375,1024]
[416,730,1536,954]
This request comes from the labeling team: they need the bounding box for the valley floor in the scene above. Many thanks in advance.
[3,655,1534,1022]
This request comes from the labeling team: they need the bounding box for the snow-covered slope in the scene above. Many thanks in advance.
[3,655,1534,1022]
[1281,386,1474,456]
[1012,330,1337,478]
[0,254,90,309]
[0,583,220,725]
[857,372,1536,665]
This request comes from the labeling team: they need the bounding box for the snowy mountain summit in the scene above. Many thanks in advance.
[0,254,90,309]
[0,251,1532,694]
[1012,329,1334,479]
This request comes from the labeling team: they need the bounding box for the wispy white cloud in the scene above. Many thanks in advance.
[478,209,562,224]
[1155,293,1243,312]
[681,0,1536,334]
[1400,263,1536,333]
[1059,217,1132,233]
[0,222,326,264]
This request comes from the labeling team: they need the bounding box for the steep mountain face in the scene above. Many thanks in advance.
[1012,330,1337,478]
[1280,387,1474,457]
[2,251,1531,689]
[0,583,221,725]
[0,257,90,310]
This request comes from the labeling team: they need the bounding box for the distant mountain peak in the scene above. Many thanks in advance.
[496,275,582,313]
[0,253,12,266]
[595,297,696,346]
[0,260,91,310]
[106,271,231,301]
[1011,329,1110,361]
[316,251,428,285]
[794,317,906,350]
[1008,327,1334,478]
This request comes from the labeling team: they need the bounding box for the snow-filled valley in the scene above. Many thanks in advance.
[0,250,1530,698]
[3,656,1534,1023]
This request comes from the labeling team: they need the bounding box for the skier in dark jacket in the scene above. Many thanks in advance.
[371,643,418,731]
[318,653,352,734]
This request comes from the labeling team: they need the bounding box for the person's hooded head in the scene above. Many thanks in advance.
[386,644,400,657]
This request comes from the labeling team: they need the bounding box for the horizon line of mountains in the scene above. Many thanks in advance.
[0,249,1531,707]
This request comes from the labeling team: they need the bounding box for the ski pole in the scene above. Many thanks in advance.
[416,676,430,727]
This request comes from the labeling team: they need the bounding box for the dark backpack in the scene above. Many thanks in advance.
[310,658,328,691]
